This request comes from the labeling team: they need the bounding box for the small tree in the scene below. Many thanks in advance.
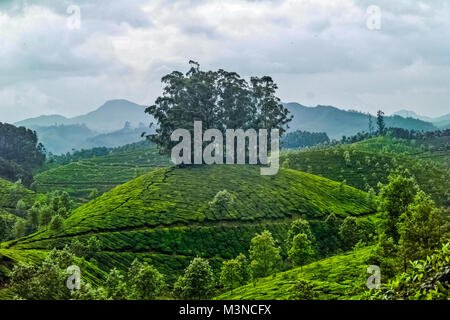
[105,268,128,300]
[249,230,282,279]
[129,263,165,300]
[13,219,26,238]
[49,214,64,231]
[398,191,443,264]
[286,218,315,252]
[288,233,314,267]
[339,216,361,250]
[173,257,215,300]
[219,253,250,291]
[15,199,27,217]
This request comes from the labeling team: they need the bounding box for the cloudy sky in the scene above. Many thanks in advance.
[1,0,449,123]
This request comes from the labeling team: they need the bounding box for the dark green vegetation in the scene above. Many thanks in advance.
[0,123,45,186]
[281,130,329,149]
[1,165,373,285]
[145,61,292,157]
[280,136,450,207]
[33,143,171,203]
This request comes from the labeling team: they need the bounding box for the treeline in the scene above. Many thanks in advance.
[281,130,330,149]
[0,123,46,186]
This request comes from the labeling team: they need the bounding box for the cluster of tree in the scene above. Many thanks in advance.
[281,130,330,149]
[367,242,449,300]
[144,61,292,160]
[0,123,46,186]
[366,171,448,298]
[0,191,73,242]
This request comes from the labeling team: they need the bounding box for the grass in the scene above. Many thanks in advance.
[215,246,373,300]
[33,145,171,203]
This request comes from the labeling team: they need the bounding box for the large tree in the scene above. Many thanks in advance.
[249,230,282,279]
[144,61,292,161]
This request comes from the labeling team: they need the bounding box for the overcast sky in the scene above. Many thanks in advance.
[1,0,449,123]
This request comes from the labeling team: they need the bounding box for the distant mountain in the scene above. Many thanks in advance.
[15,114,69,128]
[393,109,450,129]
[15,99,153,133]
[285,103,437,139]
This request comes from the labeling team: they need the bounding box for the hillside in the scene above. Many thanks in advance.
[215,246,373,300]
[285,103,437,139]
[3,165,374,282]
[280,136,450,207]
[34,145,171,203]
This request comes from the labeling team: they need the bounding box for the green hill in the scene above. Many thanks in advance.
[215,246,373,300]
[33,145,171,203]
[2,165,374,282]
[0,178,43,217]
[280,136,450,207]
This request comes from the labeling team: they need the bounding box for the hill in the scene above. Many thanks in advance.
[393,110,450,129]
[33,144,171,203]
[3,165,374,282]
[285,103,437,139]
[15,99,152,133]
[280,136,450,207]
[215,246,373,300]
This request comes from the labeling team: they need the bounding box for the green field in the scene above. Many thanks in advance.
[33,146,171,203]
[0,178,44,217]
[215,246,373,300]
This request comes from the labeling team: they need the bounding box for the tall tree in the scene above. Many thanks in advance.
[288,233,314,267]
[376,110,386,136]
[173,257,215,300]
[249,230,282,279]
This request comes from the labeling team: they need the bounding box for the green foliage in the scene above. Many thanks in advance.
[281,130,329,149]
[378,172,420,242]
[339,217,362,250]
[145,61,292,158]
[286,219,315,252]
[398,191,444,263]
[219,253,250,290]
[216,246,373,300]
[128,260,165,300]
[288,233,314,267]
[367,242,450,300]
[173,257,215,300]
[49,215,64,231]
[249,230,282,279]
[9,247,75,300]
[287,278,318,300]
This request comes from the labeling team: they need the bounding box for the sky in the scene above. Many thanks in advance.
[1,0,449,123]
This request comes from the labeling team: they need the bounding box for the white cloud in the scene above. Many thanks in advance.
[0,0,449,123]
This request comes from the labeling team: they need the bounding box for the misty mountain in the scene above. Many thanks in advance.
[393,109,450,129]
[285,103,437,139]
[15,99,153,133]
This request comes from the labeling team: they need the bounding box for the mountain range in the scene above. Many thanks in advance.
[393,109,450,129]
[13,99,443,154]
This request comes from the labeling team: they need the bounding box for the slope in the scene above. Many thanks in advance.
[34,145,172,203]
[3,165,374,282]
[215,246,373,300]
